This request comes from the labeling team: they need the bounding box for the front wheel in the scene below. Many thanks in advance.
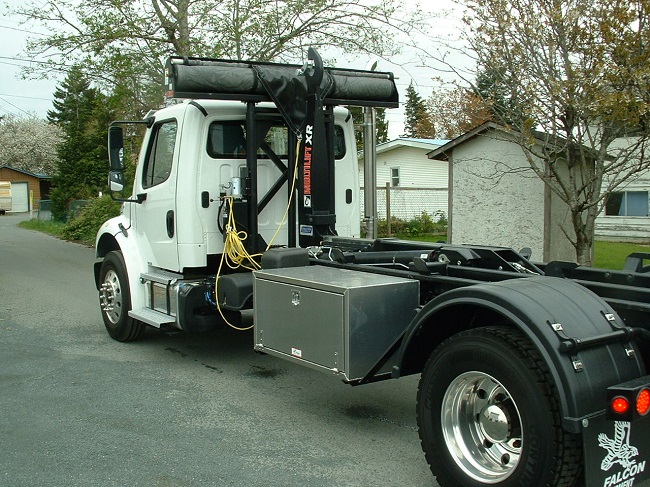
[417,326,582,487]
[98,250,145,342]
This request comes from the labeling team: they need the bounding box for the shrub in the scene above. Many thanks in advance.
[62,195,122,244]
[376,211,447,238]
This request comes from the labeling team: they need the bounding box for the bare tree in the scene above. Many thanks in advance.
[459,0,650,265]
[9,0,422,116]
[427,85,492,139]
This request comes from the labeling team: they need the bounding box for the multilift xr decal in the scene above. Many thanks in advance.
[599,421,646,487]
[303,124,312,208]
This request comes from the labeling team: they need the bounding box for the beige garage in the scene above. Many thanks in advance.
[0,165,51,212]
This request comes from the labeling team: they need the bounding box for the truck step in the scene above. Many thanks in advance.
[141,269,182,284]
[129,307,175,327]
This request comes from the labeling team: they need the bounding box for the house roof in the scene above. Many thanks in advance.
[376,137,449,155]
[426,122,507,161]
[426,121,608,162]
[0,165,51,180]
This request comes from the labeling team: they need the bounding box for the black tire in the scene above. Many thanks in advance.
[417,326,582,487]
[98,250,145,342]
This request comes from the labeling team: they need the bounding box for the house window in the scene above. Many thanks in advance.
[391,167,400,187]
[605,191,649,216]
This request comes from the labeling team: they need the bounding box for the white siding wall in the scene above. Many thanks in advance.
[359,143,449,221]
[449,132,548,260]
[595,137,650,242]
[376,146,447,188]
[596,170,650,242]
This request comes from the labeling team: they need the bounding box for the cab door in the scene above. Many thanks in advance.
[133,118,180,271]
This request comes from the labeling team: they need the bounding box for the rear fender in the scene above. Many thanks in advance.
[396,276,645,432]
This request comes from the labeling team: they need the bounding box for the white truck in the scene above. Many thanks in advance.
[0,181,11,215]
[95,49,650,486]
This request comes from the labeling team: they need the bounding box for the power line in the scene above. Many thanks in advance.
[0,60,28,68]
[0,104,20,118]
[0,55,56,66]
[0,97,31,116]
[0,93,51,101]
[0,23,46,36]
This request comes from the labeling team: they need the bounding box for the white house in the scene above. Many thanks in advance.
[594,137,650,242]
[427,123,576,262]
[360,138,449,221]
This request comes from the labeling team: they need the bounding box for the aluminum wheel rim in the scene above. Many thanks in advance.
[441,371,523,483]
[100,269,123,324]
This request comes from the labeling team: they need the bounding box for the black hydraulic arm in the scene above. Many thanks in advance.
[298,48,336,247]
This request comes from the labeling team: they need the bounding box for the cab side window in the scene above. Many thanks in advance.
[207,122,247,158]
[334,125,346,159]
[207,121,346,159]
[143,120,177,188]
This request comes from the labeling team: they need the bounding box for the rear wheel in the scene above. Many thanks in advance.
[417,326,581,486]
[98,251,145,341]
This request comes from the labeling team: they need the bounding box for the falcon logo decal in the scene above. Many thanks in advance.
[599,421,639,471]
[598,421,647,487]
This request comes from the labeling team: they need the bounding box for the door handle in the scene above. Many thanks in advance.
[166,210,174,238]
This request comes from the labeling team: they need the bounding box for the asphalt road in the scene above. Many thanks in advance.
[0,213,435,487]
[5,213,650,487]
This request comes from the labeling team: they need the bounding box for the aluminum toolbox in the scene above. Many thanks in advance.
[253,266,419,381]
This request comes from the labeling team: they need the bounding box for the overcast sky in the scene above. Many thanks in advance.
[0,0,469,138]
[0,0,56,118]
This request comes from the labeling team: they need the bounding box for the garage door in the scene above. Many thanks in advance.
[12,182,29,212]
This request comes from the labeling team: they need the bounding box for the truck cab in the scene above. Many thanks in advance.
[124,100,359,273]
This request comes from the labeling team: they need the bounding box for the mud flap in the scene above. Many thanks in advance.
[583,415,650,486]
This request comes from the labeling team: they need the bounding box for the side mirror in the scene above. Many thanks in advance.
[109,170,124,192]
[108,125,125,171]
[106,120,150,204]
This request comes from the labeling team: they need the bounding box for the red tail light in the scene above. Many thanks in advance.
[612,396,630,415]
[607,379,650,421]
[636,388,650,416]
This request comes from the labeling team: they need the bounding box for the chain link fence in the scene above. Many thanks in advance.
[360,186,448,222]
[37,199,90,222]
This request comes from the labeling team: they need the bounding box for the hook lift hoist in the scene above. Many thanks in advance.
[96,48,650,486]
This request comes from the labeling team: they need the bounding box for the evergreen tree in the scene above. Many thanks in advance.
[403,82,435,138]
[349,106,389,152]
[474,66,529,127]
[376,108,389,144]
[48,66,115,220]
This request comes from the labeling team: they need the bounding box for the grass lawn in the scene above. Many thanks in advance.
[594,240,650,270]
[19,218,66,237]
